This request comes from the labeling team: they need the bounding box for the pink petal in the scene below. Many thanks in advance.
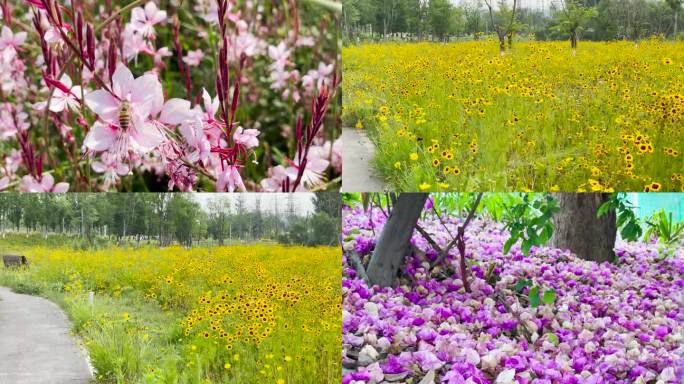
[84,121,117,151]
[130,74,160,118]
[131,7,145,24]
[160,98,192,125]
[85,90,119,123]
[52,182,69,193]
[116,164,130,175]
[40,173,55,190]
[130,121,163,152]
[112,65,134,99]
[91,161,107,173]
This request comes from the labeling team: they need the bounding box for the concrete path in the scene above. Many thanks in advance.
[0,287,93,384]
[341,128,387,192]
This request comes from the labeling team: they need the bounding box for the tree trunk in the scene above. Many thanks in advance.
[499,36,506,56]
[366,193,428,287]
[571,31,577,49]
[551,193,616,263]
[675,11,679,39]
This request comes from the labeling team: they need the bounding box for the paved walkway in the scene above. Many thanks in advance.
[341,128,387,192]
[0,286,93,384]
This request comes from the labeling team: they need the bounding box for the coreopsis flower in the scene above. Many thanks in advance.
[130,2,167,38]
[83,65,165,158]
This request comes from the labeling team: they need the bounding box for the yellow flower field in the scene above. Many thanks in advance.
[0,242,340,384]
[343,39,684,192]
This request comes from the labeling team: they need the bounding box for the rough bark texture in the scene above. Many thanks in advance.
[551,193,616,263]
[366,193,428,287]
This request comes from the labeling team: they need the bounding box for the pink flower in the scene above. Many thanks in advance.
[413,350,444,371]
[302,62,334,92]
[38,74,82,112]
[0,176,8,190]
[179,119,211,164]
[268,42,291,69]
[152,47,172,68]
[130,2,167,38]
[217,165,246,192]
[84,65,165,158]
[233,127,260,149]
[21,173,69,192]
[0,103,28,141]
[261,165,291,192]
[183,49,204,67]
[122,25,150,62]
[92,153,130,190]
[0,26,27,51]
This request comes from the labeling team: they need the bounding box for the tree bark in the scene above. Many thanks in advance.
[366,193,428,287]
[551,193,616,263]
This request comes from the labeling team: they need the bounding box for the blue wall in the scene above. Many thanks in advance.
[628,193,684,222]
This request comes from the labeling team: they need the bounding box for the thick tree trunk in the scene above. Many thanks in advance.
[551,193,616,263]
[366,193,428,287]
[499,37,506,56]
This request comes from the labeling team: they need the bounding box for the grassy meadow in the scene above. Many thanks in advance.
[0,237,340,384]
[343,39,684,192]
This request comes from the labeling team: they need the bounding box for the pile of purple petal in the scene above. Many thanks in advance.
[342,206,684,384]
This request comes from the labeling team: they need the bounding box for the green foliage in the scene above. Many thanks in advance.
[542,289,557,305]
[528,285,541,307]
[643,209,684,245]
[551,0,598,37]
[503,194,559,256]
[515,279,555,308]
[597,193,642,242]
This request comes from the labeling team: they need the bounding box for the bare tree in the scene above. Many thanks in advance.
[484,0,519,55]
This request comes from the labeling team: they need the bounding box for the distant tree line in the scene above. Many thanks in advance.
[0,194,340,247]
[343,0,684,44]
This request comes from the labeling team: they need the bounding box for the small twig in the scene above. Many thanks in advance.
[348,252,370,285]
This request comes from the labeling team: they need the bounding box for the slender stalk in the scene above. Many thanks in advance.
[42,0,147,144]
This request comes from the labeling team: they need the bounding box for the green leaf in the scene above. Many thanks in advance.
[616,212,629,228]
[547,333,559,345]
[503,237,517,255]
[542,289,556,305]
[596,201,612,217]
[521,239,533,256]
[540,224,553,245]
[528,286,540,308]
[513,279,532,291]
